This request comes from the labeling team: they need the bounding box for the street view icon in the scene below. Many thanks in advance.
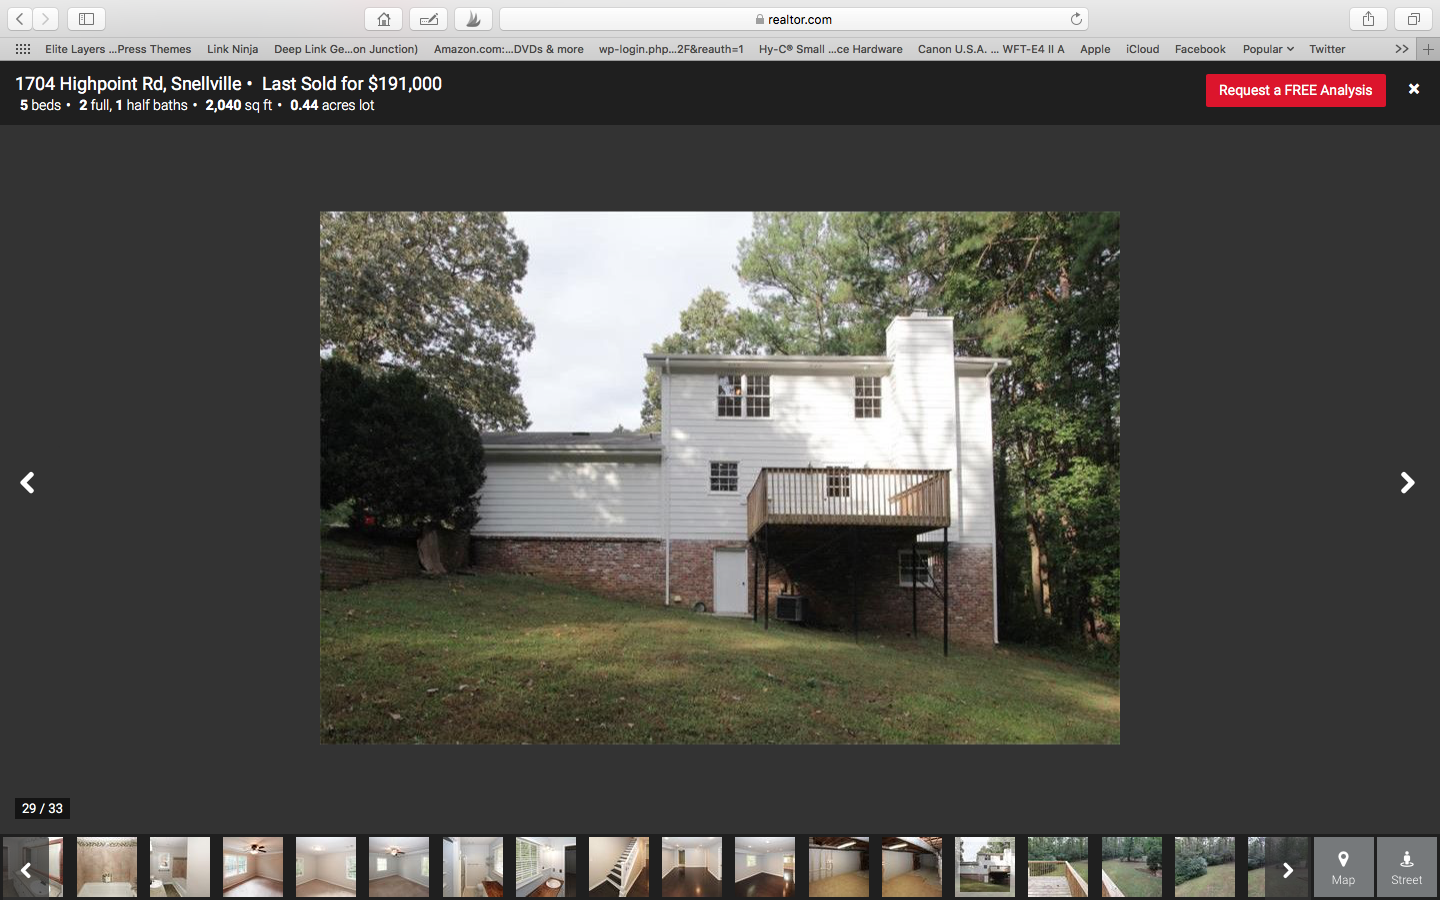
[1401,851,1414,867]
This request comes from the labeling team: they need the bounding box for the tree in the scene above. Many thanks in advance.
[321,358,486,530]
[640,288,755,430]
[1143,837,1161,874]
[1122,836,1138,861]
[320,211,535,430]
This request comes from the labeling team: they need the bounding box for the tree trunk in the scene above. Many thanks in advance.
[1027,514,1048,616]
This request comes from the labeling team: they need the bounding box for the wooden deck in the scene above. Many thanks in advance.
[746,467,950,537]
[1029,876,1073,896]
[1027,860,1087,898]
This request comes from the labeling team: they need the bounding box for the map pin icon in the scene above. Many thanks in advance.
[1339,851,1349,867]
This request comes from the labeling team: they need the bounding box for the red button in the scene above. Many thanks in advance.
[1206,73,1386,107]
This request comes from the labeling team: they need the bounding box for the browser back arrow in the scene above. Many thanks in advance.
[1402,471,1415,494]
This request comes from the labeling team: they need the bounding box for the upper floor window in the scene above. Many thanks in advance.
[717,374,771,418]
[855,376,882,418]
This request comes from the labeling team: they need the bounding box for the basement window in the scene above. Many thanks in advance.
[296,859,304,877]
[717,374,771,418]
[747,855,758,867]
[710,461,739,492]
[899,549,935,587]
[825,467,852,498]
[855,376,882,418]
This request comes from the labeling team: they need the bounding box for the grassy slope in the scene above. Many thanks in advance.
[319,574,1122,744]
[1175,865,1236,897]
[1101,860,1162,898]
[957,882,1012,893]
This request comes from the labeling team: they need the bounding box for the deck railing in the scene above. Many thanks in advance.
[1027,860,1089,898]
[1100,868,1124,898]
[746,467,950,537]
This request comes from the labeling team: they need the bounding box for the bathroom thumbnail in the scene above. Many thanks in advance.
[147,838,210,897]
[77,837,138,897]
[441,837,501,897]
[514,837,575,897]
[2,836,62,897]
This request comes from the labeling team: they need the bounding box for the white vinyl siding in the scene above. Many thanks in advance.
[472,458,661,538]
[666,369,894,540]
[955,372,998,542]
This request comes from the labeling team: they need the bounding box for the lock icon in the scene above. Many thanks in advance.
[756,13,764,23]
[1363,11,1374,25]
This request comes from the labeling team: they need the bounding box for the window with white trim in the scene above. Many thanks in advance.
[899,549,935,586]
[223,855,248,878]
[710,461,739,492]
[855,375,882,417]
[516,839,541,884]
[346,856,356,881]
[377,858,388,873]
[717,373,771,417]
[493,844,504,875]
[825,467,851,498]
[422,856,429,877]
[747,855,758,867]
[159,853,171,871]
[295,858,304,877]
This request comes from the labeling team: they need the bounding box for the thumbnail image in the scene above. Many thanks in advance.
[78,837,139,897]
[1026,837,1088,897]
[1098,838,1160,897]
[149,837,212,898]
[295,837,356,897]
[661,838,720,897]
[512,837,575,897]
[318,210,1122,747]
[3,836,62,897]
[1254,837,1309,898]
[442,837,502,897]
[879,838,942,896]
[735,838,795,898]
[1172,837,1232,897]
[955,837,1014,894]
[221,837,284,896]
[589,837,648,898]
[809,837,870,897]
[367,838,430,897]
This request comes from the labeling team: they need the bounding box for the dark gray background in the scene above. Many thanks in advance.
[2,121,1436,834]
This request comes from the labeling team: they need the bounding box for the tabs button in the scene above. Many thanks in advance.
[1396,8,1433,29]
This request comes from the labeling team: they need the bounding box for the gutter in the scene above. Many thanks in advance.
[985,360,1000,646]
[663,356,671,606]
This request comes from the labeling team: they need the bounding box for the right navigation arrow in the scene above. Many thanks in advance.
[1283,862,1294,879]
[1402,471,1415,494]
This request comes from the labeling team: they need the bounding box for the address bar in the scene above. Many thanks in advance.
[498,7,1090,30]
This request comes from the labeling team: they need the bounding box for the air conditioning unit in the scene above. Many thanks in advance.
[775,594,805,622]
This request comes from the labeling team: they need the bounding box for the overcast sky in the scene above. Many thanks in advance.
[504,211,753,432]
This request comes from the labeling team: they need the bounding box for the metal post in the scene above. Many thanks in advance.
[852,528,859,643]
[752,536,758,623]
[763,526,770,630]
[911,533,918,638]
[943,525,950,657]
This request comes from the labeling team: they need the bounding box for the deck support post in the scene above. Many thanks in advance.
[943,525,950,657]
[763,526,770,630]
[852,527,859,643]
[751,536,758,623]
[912,533,918,638]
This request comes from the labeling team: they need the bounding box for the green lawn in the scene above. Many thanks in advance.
[1068,861,1087,881]
[319,574,1122,744]
[1175,865,1235,897]
[1101,860,1162,897]
[1247,867,1264,897]
[957,880,1012,892]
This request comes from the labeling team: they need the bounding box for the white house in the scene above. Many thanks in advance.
[473,310,1007,646]
[957,841,1015,886]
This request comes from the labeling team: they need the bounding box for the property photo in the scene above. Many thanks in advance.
[367,838,429,897]
[1097,838,1160,897]
[3,836,62,897]
[148,838,210,898]
[1026,837,1088,898]
[77,837,138,897]
[319,211,1121,745]
[1172,837,1233,897]
[588,837,647,898]
[734,837,794,898]
[956,837,1014,894]
[808,837,870,897]
[661,838,720,898]
[221,839,284,897]
[294,838,356,898]
[513,838,575,897]
[879,838,942,896]
[442,837,502,897]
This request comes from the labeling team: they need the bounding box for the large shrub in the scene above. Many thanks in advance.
[1144,837,1162,874]
[1173,855,1208,885]
[321,358,486,530]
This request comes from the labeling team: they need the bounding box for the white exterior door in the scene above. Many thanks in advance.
[713,548,747,616]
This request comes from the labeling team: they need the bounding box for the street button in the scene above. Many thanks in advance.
[1378,837,1436,898]
[1316,838,1375,897]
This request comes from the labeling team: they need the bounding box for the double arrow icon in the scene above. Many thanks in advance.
[1402,471,1415,494]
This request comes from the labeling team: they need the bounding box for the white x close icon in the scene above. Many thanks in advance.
[1411,83,1421,94]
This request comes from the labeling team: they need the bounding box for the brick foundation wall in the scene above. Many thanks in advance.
[320,528,471,591]
[752,531,995,645]
[668,538,750,612]
[472,536,665,603]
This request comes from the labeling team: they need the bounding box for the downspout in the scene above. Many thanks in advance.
[985,361,1000,645]
[662,356,671,606]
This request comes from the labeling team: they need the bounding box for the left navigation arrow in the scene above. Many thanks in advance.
[1402,471,1415,494]
[20,472,34,494]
